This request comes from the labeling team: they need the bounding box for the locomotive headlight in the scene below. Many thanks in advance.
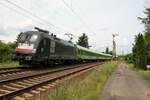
[32,49,36,53]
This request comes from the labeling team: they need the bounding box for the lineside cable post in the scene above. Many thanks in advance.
[112,34,118,60]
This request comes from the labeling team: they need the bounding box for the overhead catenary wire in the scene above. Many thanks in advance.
[0,2,51,31]
[3,0,93,34]
[3,0,67,34]
[61,0,95,35]
[1,0,95,40]
[4,0,59,33]
[0,0,80,44]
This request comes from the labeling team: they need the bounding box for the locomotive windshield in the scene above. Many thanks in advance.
[18,33,38,43]
[30,34,38,42]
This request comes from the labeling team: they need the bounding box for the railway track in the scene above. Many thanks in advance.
[0,63,100,100]
[0,68,25,75]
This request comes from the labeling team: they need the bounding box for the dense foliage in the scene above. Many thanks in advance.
[105,47,112,55]
[105,47,109,54]
[138,8,150,62]
[132,34,147,69]
[0,41,16,63]
[131,8,150,69]
[77,33,89,48]
[125,53,133,63]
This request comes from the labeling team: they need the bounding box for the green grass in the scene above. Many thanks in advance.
[39,61,119,100]
[128,63,150,83]
[0,61,19,68]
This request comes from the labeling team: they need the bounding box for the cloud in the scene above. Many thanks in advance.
[18,25,34,32]
[144,0,150,8]
[99,27,110,32]
[0,27,8,36]
[0,25,35,43]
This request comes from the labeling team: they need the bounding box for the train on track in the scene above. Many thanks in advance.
[11,27,112,66]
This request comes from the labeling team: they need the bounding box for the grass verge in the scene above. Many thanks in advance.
[128,63,150,83]
[0,61,19,68]
[39,61,119,100]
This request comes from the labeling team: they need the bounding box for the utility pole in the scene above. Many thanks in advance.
[65,33,73,42]
[112,34,118,60]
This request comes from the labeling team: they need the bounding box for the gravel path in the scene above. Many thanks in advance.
[101,63,150,100]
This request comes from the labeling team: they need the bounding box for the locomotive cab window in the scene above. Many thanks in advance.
[18,33,28,42]
[18,33,38,43]
[30,34,38,42]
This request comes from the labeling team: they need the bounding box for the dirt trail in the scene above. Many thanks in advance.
[101,63,150,100]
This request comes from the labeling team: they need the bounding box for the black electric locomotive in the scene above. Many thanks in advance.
[12,27,78,65]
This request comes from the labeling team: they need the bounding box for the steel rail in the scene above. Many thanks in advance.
[0,63,91,84]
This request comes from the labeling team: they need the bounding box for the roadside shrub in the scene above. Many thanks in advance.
[0,41,16,63]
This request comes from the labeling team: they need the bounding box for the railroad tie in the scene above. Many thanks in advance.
[1,74,7,77]
[42,86,50,89]
[47,84,55,88]
[10,83,26,88]
[32,78,42,81]
[28,79,41,83]
[23,80,36,84]
[0,88,11,93]
[51,82,57,86]
[7,73,12,76]
[22,93,33,98]
[17,81,32,86]
[37,88,46,92]
[30,90,40,94]
[2,85,18,91]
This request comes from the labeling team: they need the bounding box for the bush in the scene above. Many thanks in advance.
[125,53,133,63]
[0,41,16,63]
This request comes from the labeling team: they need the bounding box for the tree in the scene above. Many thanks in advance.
[104,47,112,55]
[138,8,150,62]
[132,33,147,70]
[125,53,133,63]
[105,47,109,54]
[77,33,89,48]
[8,42,17,50]
[0,41,16,63]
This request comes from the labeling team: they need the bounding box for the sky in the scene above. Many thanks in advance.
[0,0,149,55]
